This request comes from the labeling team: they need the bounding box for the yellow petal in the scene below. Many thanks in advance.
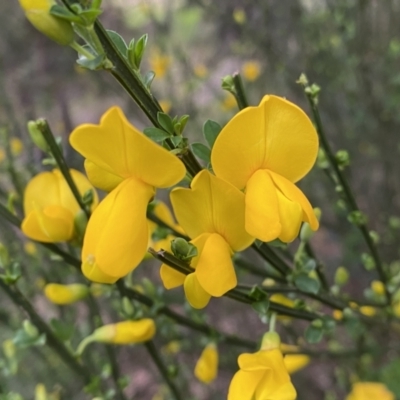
[256,379,297,400]
[22,205,74,242]
[283,354,310,374]
[228,370,265,400]
[70,107,186,188]
[269,171,319,231]
[194,343,218,384]
[81,257,119,284]
[170,170,254,251]
[194,233,236,297]
[84,159,124,192]
[153,201,185,235]
[183,273,211,309]
[211,95,318,189]
[275,189,303,243]
[160,264,186,289]
[82,178,154,278]
[44,283,89,305]
[245,169,281,241]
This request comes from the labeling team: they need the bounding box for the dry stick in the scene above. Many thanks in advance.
[0,280,92,385]
[305,92,392,305]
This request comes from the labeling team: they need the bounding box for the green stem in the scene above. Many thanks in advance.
[0,280,92,385]
[305,92,391,305]
[144,341,183,400]
[251,243,291,276]
[36,119,90,218]
[304,242,330,291]
[269,312,277,332]
[232,72,249,109]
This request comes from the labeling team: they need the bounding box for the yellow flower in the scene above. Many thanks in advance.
[22,169,98,243]
[149,49,171,78]
[19,0,74,45]
[228,343,296,399]
[221,94,237,111]
[24,241,38,255]
[160,170,254,308]
[371,280,385,296]
[193,64,208,78]
[70,107,186,283]
[346,382,395,400]
[194,343,218,384]
[158,100,172,114]
[10,138,23,156]
[211,95,319,243]
[242,61,261,82]
[359,306,377,317]
[92,319,156,344]
[44,283,89,305]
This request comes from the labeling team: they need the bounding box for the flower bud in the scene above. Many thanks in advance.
[194,343,218,384]
[300,208,321,242]
[92,319,156,344]
[334,266,349,286]
[19,0,74,46]
[23,320,39,338]
[371,280,385,296]
[171,237,197,262]
[44,283,89,305]
[27,121,48,152]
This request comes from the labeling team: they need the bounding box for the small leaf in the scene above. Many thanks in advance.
[50,5,82,23]
[294,273,320,294]
[143,71,155,88]
[191,143,211,163]
[157,113,174,134]
[134,34,148,68]
[252,299,270,315]
[171,136,184,147]
[203,120,221,149]
[305,323,323,344]
[106,30,127,57]
[76,54,105,70]
[50,319,74,342]
[79,9,103,25]
[143,127,170,142]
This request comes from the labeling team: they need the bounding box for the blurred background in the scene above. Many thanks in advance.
[1,0,400,399]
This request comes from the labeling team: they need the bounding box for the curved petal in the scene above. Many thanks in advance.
[238,351,273,371]
[211,95,318,188]
[170,170,254,250]
[228,370,265,400]
[84,159,124,192]
[70,106,186,188]
[195,233,236,297]
[21,206,74,242]
[283,354,310,374]
[256,379,297,400]
[82,178,154,278]
[275,189,303,243]
[81,260,119,284]
[113,319,156,344]
[194,343,218,384]
[160,264,186,289]
[245,169,281,242]
[269,171,319,231]
[183,273,211,309]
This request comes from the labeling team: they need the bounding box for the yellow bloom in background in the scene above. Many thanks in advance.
[158,100,172,114]
[160,170,254,308]
[44,283,89,305]
[194,343,218,384]
[70,107,186,283]
[233,8,246,25]
[10,138,24,156]
[212,95,319,243]
[221,94,237,111]
[280,344,310,374]
[24,241,37,256]
[22,169,98,243]
[193,63,208,79]
[228,342,296,399]
[346,382,395,400]
[92,319,156,344]
[149,49,171,78]
[371,280,385,296]
[18,0,74,46]
[242,61,261,82]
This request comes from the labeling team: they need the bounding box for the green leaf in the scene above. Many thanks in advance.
[303,259,317,273]
[203,120,222,149]
[143,127,170,142]
[157,113,174,134]
[252,299,270,315]
[134,34,148,68]
[50,319,74,342]
[13,330,46,348]
[106,30,127,57]
[304,323,323,344]
[76,54,105,70]
[171,136,184,147]
[50,5,82,23]
[143,71,155,89]
[294,273,320,294]
[248,285,268,301]
[191,143,211,163]
[79,9,103,25]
